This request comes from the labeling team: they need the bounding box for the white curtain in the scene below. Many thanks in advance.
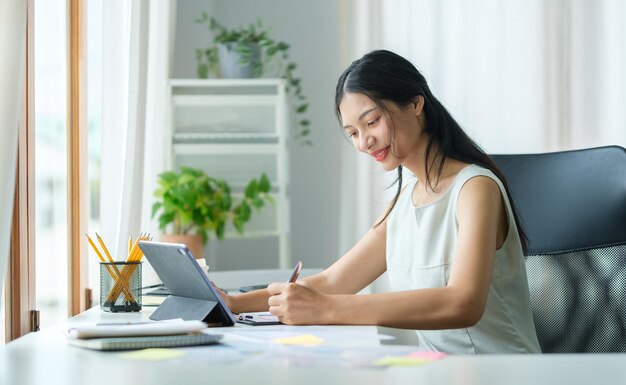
[349,0,626,155]
[338,0,390,257]
[139,0,176,285]
[0,0,26,289]
[339,0,626,283]
[100,0,173,286]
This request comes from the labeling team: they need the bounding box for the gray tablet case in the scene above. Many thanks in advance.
[138,241,235,327]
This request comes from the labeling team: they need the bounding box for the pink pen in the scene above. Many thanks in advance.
[287,261,303,283]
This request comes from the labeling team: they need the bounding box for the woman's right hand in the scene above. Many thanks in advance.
[267,282,333,325]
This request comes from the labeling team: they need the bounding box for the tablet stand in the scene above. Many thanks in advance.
[150,295,232,327]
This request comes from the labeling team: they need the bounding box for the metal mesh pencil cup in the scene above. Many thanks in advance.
[100,261,142,312]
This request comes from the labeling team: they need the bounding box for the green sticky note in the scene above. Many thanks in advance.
[374,356,431,367]
[119,348,185,361]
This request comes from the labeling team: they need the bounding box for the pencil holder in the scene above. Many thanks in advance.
[100,261,142,312]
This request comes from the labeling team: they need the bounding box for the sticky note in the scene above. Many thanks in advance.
[119,348,185,361]
[374,351,445,367]
[272,334,324,347]
[407,351,447,360]
[374,356,432,367]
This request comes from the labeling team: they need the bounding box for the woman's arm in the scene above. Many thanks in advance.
[221,287,271,314]
[268,176,505,328]
[300,221,388,295]
[224,203,392,313]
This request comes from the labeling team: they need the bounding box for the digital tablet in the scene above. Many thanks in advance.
[138,241,236,327]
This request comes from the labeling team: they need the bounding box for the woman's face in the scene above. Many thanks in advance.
[339,92,425,172]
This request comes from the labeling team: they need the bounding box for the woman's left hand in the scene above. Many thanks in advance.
[266,282,332,325]
[210,280,234,311]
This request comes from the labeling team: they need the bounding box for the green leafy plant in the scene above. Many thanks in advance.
[151,167,273,244]
[194,14,311,145]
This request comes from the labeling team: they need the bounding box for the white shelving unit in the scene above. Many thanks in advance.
[167,79,290,270]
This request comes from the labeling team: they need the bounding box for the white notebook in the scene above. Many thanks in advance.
[66,320,207,339]
[67,332,223,351]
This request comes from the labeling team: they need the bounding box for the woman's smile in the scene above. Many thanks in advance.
[370,146,390,162]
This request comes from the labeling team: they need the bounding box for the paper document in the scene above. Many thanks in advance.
[66,319,208,339]
[235,311,281,326]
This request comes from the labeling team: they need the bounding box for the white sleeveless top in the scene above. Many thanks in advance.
[386,164,541,354]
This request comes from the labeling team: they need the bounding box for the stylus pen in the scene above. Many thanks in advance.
[287,261,303,283]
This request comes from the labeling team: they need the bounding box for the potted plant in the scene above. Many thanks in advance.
[194,14,311,145]
[151,166,273,260]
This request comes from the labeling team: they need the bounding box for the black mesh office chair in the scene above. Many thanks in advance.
[492,146,626,353]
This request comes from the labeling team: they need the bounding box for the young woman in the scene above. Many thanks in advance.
[220,50,541,354]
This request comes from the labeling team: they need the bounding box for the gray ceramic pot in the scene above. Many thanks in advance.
[217,42,261,78]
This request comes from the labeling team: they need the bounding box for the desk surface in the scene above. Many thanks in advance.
[2,307,626,385]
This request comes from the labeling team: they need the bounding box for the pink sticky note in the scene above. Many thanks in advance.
[407,351,447,360]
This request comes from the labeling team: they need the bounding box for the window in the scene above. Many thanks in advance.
[34,0,68,330]
[5,0,88,341]
[1,285,5,343]
[87,0,103,305]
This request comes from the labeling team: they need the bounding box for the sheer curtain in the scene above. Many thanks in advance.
[100,0,173,287]
[0,0,26,289]
[338,0,390,258]
[338,0,626,284]
[374,0,626,153]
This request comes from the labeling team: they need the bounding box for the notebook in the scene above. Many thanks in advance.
[67,332,223,351]
[66,320,208,339]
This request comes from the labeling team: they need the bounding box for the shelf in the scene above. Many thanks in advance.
[172,95,277,106]
[173,132,279,144]
[168,79,290,269]
[229,188,283,195]
[220,230,284,240]
[173,142,280,154]
[170,78,286,88]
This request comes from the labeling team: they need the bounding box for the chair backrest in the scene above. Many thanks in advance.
[492,146,626,353]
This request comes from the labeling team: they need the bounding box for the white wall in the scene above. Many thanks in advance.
[172,0,345,270]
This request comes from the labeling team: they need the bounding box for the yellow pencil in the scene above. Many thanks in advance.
[86,234,134,301]
[127,233,148,262]
[128,235,132,257]
[95,232,115,263]
[95,232,137,301]
[107,232,151,303]
[86,234,106,263]
[126,233,141,262]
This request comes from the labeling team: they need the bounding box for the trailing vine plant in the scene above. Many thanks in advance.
[195,14,311,145]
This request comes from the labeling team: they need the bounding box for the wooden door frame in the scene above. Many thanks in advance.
[67,0,89,317]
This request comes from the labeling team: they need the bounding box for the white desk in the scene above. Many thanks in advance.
[2,306,626,385]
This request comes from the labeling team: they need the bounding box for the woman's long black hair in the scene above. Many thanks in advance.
[335,50,528,254]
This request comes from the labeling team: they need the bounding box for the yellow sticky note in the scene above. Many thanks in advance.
[119,348,185,361]
[272,334,324,347]
[374,356,431,367]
